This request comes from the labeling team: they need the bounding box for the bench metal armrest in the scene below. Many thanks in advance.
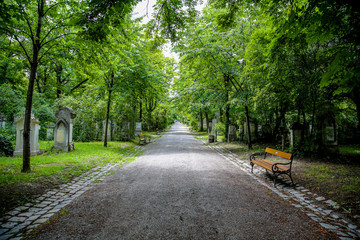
[272,161,293,172]
[250,152,265,162]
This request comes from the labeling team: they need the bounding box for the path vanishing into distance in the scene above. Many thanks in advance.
[31,123,337,239]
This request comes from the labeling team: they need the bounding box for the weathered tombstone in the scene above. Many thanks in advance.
[317,103,338,153]
[46,123,55,140]
[289,122,305,148]
[228,125,237,142]
[14,112,41,156]
[210,118,217,142]
[135,121,142,136]
[53,107,76,152]
[120,121,130,141]
[102,120,112,141]
[0,113,6,128]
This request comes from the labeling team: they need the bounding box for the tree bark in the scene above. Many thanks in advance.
[104,73,114,147]
[224,74,230,141]
[245,104,252,150]
[55,64,63,98]
[205,111,210,134]
[200,112,204,131]
[22,0,44,173]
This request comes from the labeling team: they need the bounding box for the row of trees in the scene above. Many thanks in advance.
[0,0,175,171]
[171,0,360,154]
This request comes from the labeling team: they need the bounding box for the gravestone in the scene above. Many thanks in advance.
[120,122,130,141]
[210,118,217,142]
[46,122,55,140]
[14,112,41,156]
[135,122,142,136]
[228,125,237,142]
[317,103,338,152]
[102,120,112,141]
[289,122,305,148]
[53,107,76,152]
[0,113,6,128]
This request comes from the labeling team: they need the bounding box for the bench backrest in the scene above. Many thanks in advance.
[138,134,145,137]
[265,148,293,160]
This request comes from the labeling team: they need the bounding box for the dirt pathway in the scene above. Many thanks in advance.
[31,123,336,239]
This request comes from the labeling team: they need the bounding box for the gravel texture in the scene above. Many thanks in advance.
[30,123,337,239]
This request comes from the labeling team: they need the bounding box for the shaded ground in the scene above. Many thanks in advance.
[29,123,337,239]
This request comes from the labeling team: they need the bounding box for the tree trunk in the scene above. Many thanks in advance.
[200,112,204,131]
[22,0,44,173]
[139,101,143,122]
[104,73,114,147]
[224,74,230,141]
[245,104,252,150]
[205,111,210,134]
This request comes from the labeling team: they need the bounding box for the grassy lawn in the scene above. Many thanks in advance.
[195,130,360,225]
[0,140,139,216]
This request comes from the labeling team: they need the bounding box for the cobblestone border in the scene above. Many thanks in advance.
[205,141,360,240]
[0,145,145,240]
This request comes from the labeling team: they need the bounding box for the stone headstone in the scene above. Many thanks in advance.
[53,107,76,152]
[14,112,41,156]
[0,113,6,128]
[46,122,55,140]
[120,122,130,141]
[102,120,112,141]
[318,104,338,148]
[228,125,237,142]
[289,122,307,148]
[135,122,142,136]
[211,119,217,141]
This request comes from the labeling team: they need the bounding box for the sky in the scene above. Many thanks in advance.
[132,0,206,61]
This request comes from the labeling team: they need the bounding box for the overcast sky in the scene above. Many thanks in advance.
[132,0,206,61]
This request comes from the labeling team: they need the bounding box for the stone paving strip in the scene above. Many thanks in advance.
[205,142,360,240]
[0,145,145,240]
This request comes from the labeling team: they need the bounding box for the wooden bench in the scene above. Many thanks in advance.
[138,134,151,145]
[250,148,294,187]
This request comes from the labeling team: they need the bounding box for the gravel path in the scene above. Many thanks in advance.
[31,123,337,239]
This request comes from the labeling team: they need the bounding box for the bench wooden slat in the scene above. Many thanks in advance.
[252,160,289,172]
[265,148,293,160]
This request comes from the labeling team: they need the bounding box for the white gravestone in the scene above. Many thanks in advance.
[14,112,41,156]
[135,122,142,136]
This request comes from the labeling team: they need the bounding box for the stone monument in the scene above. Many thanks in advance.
[53,107,76,152]
[0,113,6,128]
[135,121,142,136]
[46,122,55,140]
[228,125,237,142]
[14,112,41,156]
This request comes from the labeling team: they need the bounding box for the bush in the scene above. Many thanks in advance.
[0,133,14,156]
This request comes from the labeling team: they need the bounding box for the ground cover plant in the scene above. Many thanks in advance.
[0,141,138,217]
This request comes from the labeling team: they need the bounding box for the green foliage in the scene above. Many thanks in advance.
[0,134,14,157]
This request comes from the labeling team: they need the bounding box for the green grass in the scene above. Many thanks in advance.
[0,141,137,187]
[340,145,360,154]
[194,131,210,142]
